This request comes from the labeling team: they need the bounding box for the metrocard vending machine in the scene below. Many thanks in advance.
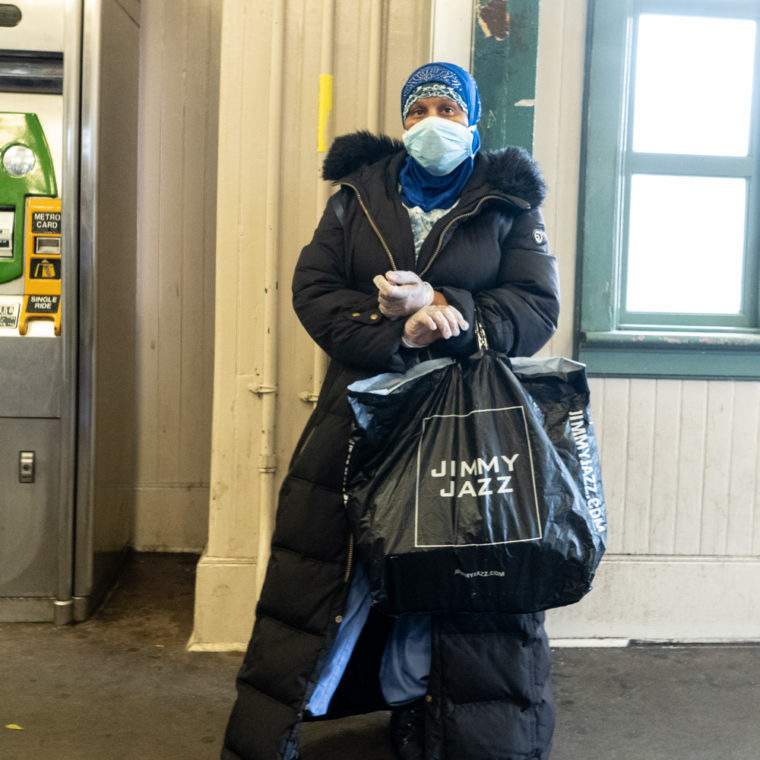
[0,0,139,622]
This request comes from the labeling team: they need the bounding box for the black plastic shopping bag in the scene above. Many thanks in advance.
[344,351,607,615]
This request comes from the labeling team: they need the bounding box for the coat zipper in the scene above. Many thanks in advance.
[344,532,354,583]
[342,181,398,272]
[343,438,356,584]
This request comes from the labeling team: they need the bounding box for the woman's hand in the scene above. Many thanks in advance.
[373,271,434,318]
[402,304,469,348]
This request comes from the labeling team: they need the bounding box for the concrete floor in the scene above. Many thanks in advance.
[1,554,758,760]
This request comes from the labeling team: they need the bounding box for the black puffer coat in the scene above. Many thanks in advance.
[222,133,560,760]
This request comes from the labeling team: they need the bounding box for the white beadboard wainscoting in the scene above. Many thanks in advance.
[546,377,760,643]
[591,378,760,559]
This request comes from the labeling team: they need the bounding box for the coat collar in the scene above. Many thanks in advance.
[321,130,546,209]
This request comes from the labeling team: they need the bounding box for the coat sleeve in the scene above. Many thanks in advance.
[435,207,560,358]
[292,196,411,373]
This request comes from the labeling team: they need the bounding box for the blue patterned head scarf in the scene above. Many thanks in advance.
[398,62,482,211]
[401,61,482,133]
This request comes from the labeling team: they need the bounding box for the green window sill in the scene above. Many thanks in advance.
[577,331,760,380]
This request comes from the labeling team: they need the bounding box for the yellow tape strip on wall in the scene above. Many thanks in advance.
[317,73,333,152]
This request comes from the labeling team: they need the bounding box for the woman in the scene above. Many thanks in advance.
[222,62,559,760]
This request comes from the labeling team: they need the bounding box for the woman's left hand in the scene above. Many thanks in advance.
[402,304,469,348]
[373,271,434,318]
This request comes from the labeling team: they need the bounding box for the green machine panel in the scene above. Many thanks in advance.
[0,112,58,284]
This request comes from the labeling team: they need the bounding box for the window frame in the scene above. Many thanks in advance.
[575,0,760,379]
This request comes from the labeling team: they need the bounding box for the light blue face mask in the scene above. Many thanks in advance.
[402,117,476,176]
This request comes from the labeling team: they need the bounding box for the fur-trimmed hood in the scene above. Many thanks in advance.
[321,130,546,209]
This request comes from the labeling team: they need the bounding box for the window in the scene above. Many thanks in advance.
[576,0,760,378]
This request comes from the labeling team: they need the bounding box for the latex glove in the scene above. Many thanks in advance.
[402,304,469,348]
[373,270,434,318]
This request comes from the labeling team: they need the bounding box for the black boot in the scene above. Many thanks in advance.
[389,699,426,760]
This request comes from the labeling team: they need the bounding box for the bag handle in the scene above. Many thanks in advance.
[474,306,489,352]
